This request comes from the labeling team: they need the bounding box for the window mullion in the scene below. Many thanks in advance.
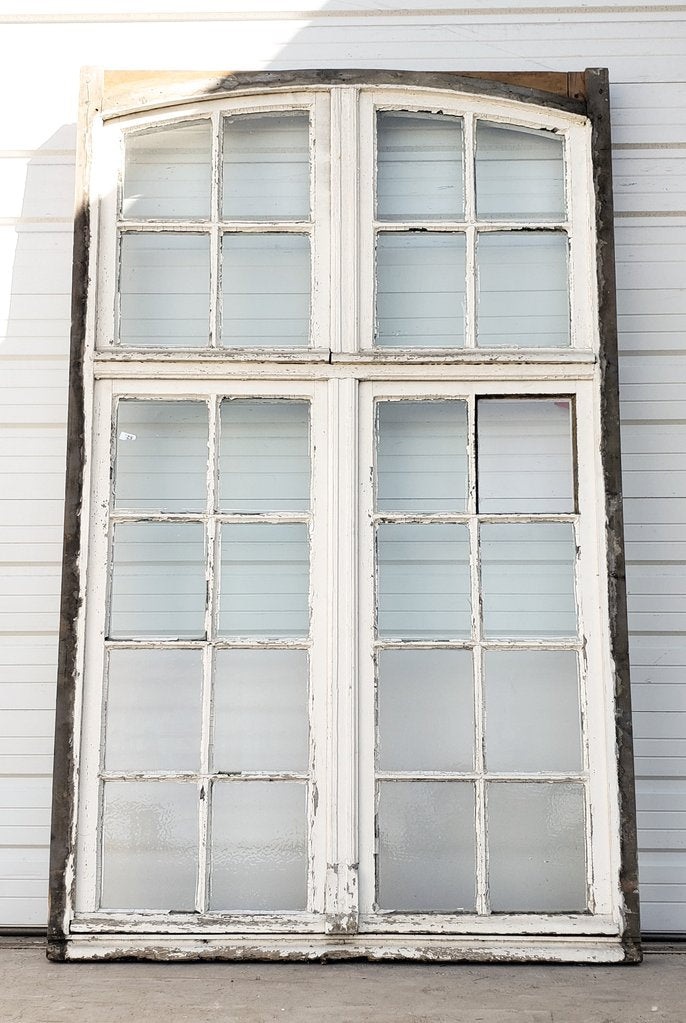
[209,110,221,349]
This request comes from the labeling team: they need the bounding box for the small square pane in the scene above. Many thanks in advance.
[377,111,464,221]
[476,121,565,221]
[123,120,212,220]
[221,233,310,348]
[223,112,310,221]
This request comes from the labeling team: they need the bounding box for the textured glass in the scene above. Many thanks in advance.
[223,112,310,221]
[377,111,464,221]
[114,400,208,513]
[119,233,210,347]
[213,649,308,773]
[378,650,473,772]
[221,233,310,348]
[376,400,468,513]
[377,782,476,911]
[477,232,569,348]
[123,120,211,219]
[484,650,581,773]
[210,781,308,911]
[477,399,575,513]
[488,782,587,912]
[481,523,577,640]
[109,522,206,639]
[377,523,471,640]
[219,523,309,638]
[476,121,565,221]
[376,233,466,348]
[219,399,310,513]
[100,781,197,911]
[105,649,202,772]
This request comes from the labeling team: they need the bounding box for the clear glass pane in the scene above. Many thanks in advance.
[378,649,473,772]
[481,523,577,639]
[488,782,587,912]
[484,650,581,773]
[377,523,471,640]
[119,233,210,348]
[210,781,307,911]
[114,400,208,513]
[476,121,565,221]
[223,112,310,221]
[123,120,212,220]
[477,232,569,348]
[100,781,197,911]
[213,649,308,773]
[105,649,203,772]
[376,400,468,513]
[221,233,310,348]
[219,399,310,513]
[477,398,575,513]
[376,233,466,349]
[377,111,464,222]
[377,781,476,911]
[219,523,309,638]
[109,522,206,639]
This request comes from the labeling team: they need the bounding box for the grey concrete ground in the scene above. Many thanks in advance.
[1,939,684,1023]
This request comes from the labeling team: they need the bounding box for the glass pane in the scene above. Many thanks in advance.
[123,120,211,220]
[119,233,210,348]
[378,649,473,772]
[477,232,569,348]
[109,522,206,639]
[223,112,310,221]
[221,233,310,348]
[219,399,310,513]
[114,400,208,513]
[101,781,197,911]
[376,233,465,348]
[219,523,309,638]
[376,400,468,513]
[377,111,464,221]
[377,781,476,911]
[377,523,471,640]
[105,649,203,772]
[488,782,587,912]
[477,399,575,514]
[213,649,308,773]
[481,523,577,639]
[210,781,307,911]
[476,121,565,221]
[484,650,581,773]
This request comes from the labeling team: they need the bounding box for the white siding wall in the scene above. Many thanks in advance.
[0,0,684,933]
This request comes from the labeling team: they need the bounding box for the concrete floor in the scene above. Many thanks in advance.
[1,939,684,1023]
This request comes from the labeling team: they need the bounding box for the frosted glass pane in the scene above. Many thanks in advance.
[123,120,211,219]
[213,650,308,773]
[109,522,206,639]
[378,650,473,772]
[114,400,208,513]
[488,783,587,911]
[119,233,210,347]
[223,112,310,221]
[377,111,464,221]
[221,233,310,348]
[101,781,197,911]
[219,399,310,513]
[477,399,575,513]
[376,400,468,513]
[376,233,466,348]
[105,649,202,772]
[377,523,471,640]
[484,650,581,772]
[210,781,307,911]
[219,523,309,638]
[476,122,565,221]
[481,523,577,639]
[377,782,476,911]
[477,232,569,348]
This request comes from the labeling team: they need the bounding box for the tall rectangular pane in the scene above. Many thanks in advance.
[476,122,565,222]
[377,111,464,221]
[123,121,212,220]
[223,112,310,221]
